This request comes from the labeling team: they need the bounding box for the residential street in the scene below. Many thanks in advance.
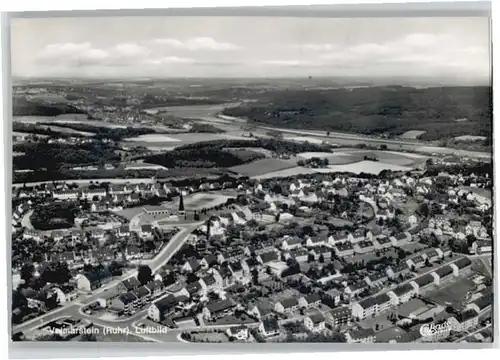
[12,222,202,335]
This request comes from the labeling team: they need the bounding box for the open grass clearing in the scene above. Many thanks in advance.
[425,277,477,308]
[116,207,145,221]
[124,134,182,142]
[36,124,94,136]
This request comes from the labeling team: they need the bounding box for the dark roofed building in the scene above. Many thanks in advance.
[258,251,279,264]
[453,257,472,270]
[148,295,178,322]
[119,277,141,292]
[412,274,435,291]
[202,299,236,320]
[259,317,280,337]
[435,265,454,278]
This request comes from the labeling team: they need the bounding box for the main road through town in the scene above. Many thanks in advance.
[12,222,202,335]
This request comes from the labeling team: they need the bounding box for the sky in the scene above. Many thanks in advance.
[11,16,491,83]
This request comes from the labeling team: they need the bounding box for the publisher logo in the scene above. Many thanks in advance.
[419,320,457,338]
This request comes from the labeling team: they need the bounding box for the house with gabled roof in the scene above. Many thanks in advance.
[304,312,326,333]
[351,293,391,320]
[274,297,299,314]
[76,268,112,291]
[387,283,417,305]
[448,309,480,332]
[345,327,375,343]
[144,280,164,299]
[306,236,327,248]
[148,295,178,322]
[364,272,388,287]
[410,274,435,294]
[431,265,454,285]
[281,236,302,251]
[111,292,139,314]
[349,229,366,243]
[182,258,201,273]
[450,257,472,275]
[249,300,273,320]
[287,248,309,262]
[118,277,141,292]
[202,299,236,320]
[466,296,492,314]
[298,293,321,309]
[199,274,220,291]
[259,317,280,338]
[257,251,279,265]
[309,246,332,261]
[374,235,392,249]
[406,255,426,271]
[328,231,350,246]
[334,242,354,257]
[344,281,366,297]
[200,254,219,269]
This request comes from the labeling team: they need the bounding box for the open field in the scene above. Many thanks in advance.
[253,159,413,180]
[400,130,426,140]
[327,160,413,174]
[163,193,231,211]
[297,149,426,166]
[284,136,326,145]
[37,124,95,137]
[296,152,337,159]
[123,132,249,147]
[116,207,145,221]
[13,115,128,129]
[425,277,477,308]
[124,162,168,170]
[124,134,181,142]
[230,158,296,177]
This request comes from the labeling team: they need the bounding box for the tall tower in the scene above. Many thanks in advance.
[206,219,211,240]
[178,192,184,212]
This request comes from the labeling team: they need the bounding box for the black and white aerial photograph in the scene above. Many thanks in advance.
[9,13,493,344]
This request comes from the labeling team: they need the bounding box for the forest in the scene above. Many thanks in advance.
[13,97,86,117]
[13,141,119,170]
[223,86,492,142]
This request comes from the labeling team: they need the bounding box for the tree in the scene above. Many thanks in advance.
[251,268,259,285]
[20,263,35,284]
[137,265,153,285]
[318,254,325,263]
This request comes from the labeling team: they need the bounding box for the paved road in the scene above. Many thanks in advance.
[454,324,491,343]
[13,178,155,188]
[353,256,465,313]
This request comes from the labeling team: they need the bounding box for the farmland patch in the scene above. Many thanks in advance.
[230,158,296,177]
